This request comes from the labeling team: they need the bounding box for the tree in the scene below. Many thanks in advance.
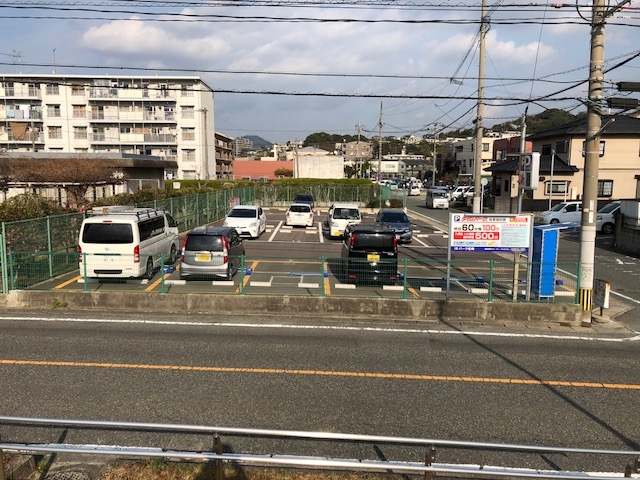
[274,168,293,178]
[5,157,127,209]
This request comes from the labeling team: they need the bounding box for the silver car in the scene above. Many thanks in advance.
[180,226,244,281]
[374,208,413,243]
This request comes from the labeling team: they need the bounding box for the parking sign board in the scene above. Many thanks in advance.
[449,214,533,253]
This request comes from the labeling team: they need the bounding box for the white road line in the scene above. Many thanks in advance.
[268,221,283,242]
[0,316,637,342]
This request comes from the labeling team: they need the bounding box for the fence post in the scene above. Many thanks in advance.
[47,216,53,278]
[488,259,494,302]
[82,252,89,293]
[320,256,326,298]
[402,258,408,299]
[424,445,436,480]
[213,433,224,480]
[1,223,8,294]
[160,254,166,294]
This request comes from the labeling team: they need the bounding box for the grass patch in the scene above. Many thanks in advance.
[98,462,401,480]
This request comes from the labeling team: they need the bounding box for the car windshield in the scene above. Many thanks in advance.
[598,202,619,214]
[334,208,360,220]
[432,191,448,198]
[185,235,223,252]
[381,212,409,223]
[289,205,311,213]
[82,223,133,244]
[228,208,257,218]
[551,203,568,212]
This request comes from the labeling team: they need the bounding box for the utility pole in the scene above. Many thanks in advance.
[472,0,487,214]
[201,107,210,180]
[355,122,362,177]
[578,0,627,326]
[377,102,383,182]
[517,109,527,214]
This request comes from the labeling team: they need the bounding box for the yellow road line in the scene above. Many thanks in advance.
[1,359,638,390]
[55,276,82,289]
[145,272,171,292]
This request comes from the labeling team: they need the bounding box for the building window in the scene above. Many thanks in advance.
[555,140,568,154]
[598,179,613,197]
[75,148,89,153]
[71,85,85,96]
[47,105,61,117]
[182,127,195,141]
[181,85,194,97]
[181,106,195,119]
[582,140,605,157]
[541,144,552,155]
[120,126,132,134]
[182,149,196,162]
[48,126,62,139]
[73,126,87,139]
[545,181,569,195]
[46,84,60,95]
[72,105,86,118]
[482,143,489,152]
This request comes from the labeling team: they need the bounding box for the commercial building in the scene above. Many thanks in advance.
[0,74,215,180]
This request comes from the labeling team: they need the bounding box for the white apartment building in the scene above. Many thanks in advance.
[0,74,215,180]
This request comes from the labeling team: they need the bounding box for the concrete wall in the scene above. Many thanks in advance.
[1,290,582,326]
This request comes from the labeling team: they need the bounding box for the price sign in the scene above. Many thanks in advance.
[449,214,532,253]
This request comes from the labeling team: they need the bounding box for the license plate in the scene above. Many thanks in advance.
[367,254,380,261]
[196,253,211,262]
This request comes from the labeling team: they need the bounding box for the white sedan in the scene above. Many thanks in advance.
[223,205,267,238]
[408,184,421,196]
[285,203,314,227]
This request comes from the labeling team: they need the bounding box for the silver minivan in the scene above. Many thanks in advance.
[180,226,244,281]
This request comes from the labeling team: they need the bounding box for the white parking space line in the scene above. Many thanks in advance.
[268,221,283,242]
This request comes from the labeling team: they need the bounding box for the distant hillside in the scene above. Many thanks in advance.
[241,135,273,150]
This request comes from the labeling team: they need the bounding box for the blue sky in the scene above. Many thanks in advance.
[1,1,638,143]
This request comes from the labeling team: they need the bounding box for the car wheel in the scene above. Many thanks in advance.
[550,218,560,224]
[144,257,154,280]
[602,223,614,234]
[166,245,177,265]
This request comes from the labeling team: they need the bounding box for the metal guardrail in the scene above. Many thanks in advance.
[0,417,639,480]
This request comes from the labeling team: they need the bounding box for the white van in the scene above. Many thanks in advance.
[327,203,362,238]
[78,206,180,279]
[425,188,450,209]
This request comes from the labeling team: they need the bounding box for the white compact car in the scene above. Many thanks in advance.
[223,205,267,238]
[285,203,314,227]
[537,201,582,225]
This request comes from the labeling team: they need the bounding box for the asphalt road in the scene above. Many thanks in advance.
[1,310,639,474]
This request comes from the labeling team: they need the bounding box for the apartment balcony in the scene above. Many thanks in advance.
[143,113,176,122]
[88,87,177,101]
[0,132,45,143]
[89,133,120,143]
[1,87,41,99]
[144,134,177,143]
[1,109,43,121]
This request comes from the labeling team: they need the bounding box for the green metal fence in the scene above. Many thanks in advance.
[4,250,580,304]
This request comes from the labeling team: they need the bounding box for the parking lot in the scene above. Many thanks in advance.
[44,207,482,298]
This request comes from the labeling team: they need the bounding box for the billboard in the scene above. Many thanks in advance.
[449,214,533,253]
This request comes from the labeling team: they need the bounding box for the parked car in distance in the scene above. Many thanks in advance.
[375,208,412,243]
[408,184,421,196]
[285,203,314,227]
[294,193,315,211]
[537,201,582,225]
[223,205,267,238]
[450,185,471,202]
[327,203,362,238]
[180,226,244,281]
[341,224,398,285]
[596,200,620,234]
